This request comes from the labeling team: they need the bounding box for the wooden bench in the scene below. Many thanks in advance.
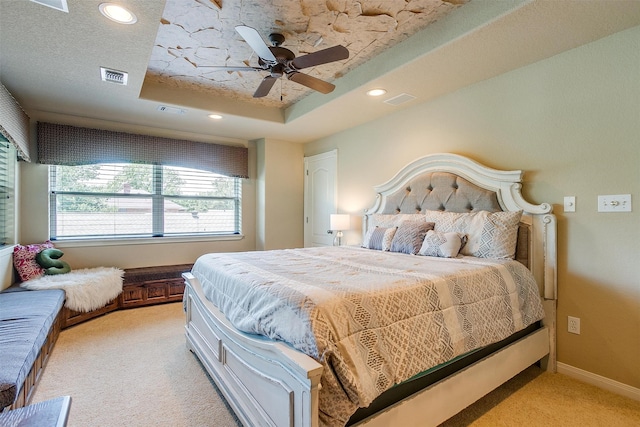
[61,264,192,329]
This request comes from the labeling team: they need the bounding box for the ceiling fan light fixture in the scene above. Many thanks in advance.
[99,3,137,24]
[367,89,387,97]
[208,114,223,120]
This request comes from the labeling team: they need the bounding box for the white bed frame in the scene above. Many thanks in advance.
[183,153,557,427]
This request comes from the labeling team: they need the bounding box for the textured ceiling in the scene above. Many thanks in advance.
[146,0,467,108]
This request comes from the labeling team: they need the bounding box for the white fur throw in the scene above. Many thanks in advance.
[21,267,124,312]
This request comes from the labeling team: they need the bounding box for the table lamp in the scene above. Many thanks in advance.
[330,214,350,246]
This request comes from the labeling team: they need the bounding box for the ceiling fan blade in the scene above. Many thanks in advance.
[291,45,349,70]
[253,75,278,98]
[287,72,335,94]
[235,25,277,63]
[198,66,263,72]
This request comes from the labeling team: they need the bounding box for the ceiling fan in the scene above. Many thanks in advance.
[201,25,349,98]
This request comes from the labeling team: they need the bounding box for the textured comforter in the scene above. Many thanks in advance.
[191,246,545,426]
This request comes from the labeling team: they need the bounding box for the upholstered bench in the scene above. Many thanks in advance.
[0,286,65,410]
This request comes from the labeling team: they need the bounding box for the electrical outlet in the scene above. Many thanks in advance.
[568,316,581,334]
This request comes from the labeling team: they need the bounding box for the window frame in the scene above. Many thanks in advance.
[0,141,15,248]
[49,163,243,241]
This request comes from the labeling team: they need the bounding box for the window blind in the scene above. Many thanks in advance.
[37,122,248,178]
[0,84,31,162]
[50,163,241,239]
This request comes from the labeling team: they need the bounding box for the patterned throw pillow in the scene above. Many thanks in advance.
[419,230,465,258]
[363,214,425,248]
[390,221,435,254]
[424,210,522,259]
[362,226,397,251]
[13,240,55,281]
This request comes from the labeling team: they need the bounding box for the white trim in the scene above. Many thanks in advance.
[53,234,244,248]
[557,362,640,401]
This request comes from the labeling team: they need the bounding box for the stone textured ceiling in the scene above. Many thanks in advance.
[146,0,468,109]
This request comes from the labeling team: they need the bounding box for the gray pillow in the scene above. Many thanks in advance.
[362,226,397,251]
[391,222,435,255]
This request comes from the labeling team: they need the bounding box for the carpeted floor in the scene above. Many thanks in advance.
[31,303,640,427]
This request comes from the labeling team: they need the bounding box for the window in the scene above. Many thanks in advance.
[49,163,241,239]
[0,140,15,246]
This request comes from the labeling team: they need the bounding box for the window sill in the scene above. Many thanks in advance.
[0,245,15,257]
[52,234,244,249]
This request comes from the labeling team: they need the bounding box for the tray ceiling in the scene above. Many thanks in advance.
[146,0,468,109]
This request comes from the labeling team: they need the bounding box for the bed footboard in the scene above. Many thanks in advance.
[183,272,323,427]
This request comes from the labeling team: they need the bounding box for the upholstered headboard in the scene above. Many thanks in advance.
[375,171,502,214]
[364,153,557,302]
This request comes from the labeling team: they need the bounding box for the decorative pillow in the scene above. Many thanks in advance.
[419,230,465,258]
[363,213,426,248]
[13,240,55,281]
[424,210,522,259]
[36,248,72,275]
[362,226,397,251]
[390,221,435,255]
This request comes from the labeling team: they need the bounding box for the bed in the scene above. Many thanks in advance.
[183,153,557,427]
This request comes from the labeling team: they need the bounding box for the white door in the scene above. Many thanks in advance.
[304,150,337,247]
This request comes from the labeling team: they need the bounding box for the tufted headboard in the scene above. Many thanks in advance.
[363,153,557,302]
[377,171,502,214]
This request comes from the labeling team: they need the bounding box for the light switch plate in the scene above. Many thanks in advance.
[563,196,576,213]
[598,194,632,212]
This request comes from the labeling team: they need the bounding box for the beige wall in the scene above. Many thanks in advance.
[305,26,640,389]
[255,138,305,250]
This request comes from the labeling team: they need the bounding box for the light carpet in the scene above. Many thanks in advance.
[31,303,640,427]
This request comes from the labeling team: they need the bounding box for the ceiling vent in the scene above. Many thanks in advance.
[157,105,187,115]
[100,67,128,85]
[29,0,68,12]
[384,93,416,106]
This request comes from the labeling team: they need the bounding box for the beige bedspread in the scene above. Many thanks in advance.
[191,246,545,426]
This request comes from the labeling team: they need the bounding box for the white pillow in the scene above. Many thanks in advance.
[424,210,522,259]
[419,230,465,258]
[367,213,425,228]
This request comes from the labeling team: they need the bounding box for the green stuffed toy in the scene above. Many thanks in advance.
[36,248,72,275]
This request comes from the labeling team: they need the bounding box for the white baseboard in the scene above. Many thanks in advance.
[557,362,640,401]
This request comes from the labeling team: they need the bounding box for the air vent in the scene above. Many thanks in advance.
[100,67,128,85]
[383,93,416,106]
[157,105,187,115]
[30,0,68,12]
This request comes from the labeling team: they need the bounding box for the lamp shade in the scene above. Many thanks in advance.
[330,214,350,231]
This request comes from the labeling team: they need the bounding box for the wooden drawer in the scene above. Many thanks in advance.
[120,278,185,308]
[62,298,119,328]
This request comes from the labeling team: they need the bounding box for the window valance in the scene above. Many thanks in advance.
[37,122,248,178]
[0,84,31,162]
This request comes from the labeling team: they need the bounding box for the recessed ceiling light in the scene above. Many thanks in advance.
[99,3,137,24]
[208,114,223,120]
[367,89,387,97]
